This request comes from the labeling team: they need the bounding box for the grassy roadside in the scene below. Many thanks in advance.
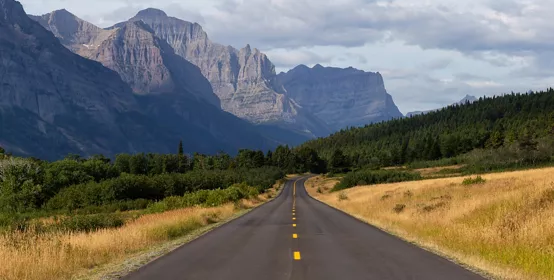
[305,168,554,280]
[0,181,284,280]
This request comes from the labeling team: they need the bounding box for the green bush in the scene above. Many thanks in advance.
[462,176,487,185]
[333,169,422,191]
[53,213,124,232]
[147,183,260,213]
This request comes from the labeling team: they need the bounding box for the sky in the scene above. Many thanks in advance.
[19,0,554,114]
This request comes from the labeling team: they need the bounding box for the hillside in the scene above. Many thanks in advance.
[302,89,554,166]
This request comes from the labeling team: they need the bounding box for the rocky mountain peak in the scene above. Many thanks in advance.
[135,8,168,19]
[29,8,114,56]
[313,64,324,70]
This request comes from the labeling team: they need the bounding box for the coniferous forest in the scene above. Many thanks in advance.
[1,89,554,230]
[302,89,554,170]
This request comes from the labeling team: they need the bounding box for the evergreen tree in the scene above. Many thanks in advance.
[330,149,349,173]
[178,140,184,156]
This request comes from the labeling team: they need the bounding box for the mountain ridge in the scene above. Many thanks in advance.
[1,0,281,159]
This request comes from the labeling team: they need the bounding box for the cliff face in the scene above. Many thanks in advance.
[0,1,278,159]
[274,65,404,130]
[89,21,220,107]
[0,0,151,159]
[124,9,331,137]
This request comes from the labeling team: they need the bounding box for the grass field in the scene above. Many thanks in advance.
[306,167,554,280]
[0,184,281,280]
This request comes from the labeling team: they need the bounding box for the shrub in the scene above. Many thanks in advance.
[462,176,486,185]
[333,169,422,191]
[317,187,323,194]
[53,213,124,232]
[422,202,447,212]
[147,183,260,213]
[338,192,348,201]
[393,204,406,213]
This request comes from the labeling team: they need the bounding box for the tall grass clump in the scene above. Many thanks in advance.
[462,176,486,185]
[333,169,422,191]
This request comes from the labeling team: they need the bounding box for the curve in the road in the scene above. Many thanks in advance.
[124,177,486,280]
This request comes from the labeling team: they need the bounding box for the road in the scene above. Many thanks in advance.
[124,177,486,280]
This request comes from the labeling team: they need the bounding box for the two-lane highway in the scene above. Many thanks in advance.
[125,177,485,280]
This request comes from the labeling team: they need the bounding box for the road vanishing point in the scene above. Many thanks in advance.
[124,177,485,280]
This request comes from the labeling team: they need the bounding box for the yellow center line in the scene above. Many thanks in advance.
[293,233,298,238]
[293,224,296,227]
[293,251,301,260]
[292,213,295,216]
[292,217,296,220]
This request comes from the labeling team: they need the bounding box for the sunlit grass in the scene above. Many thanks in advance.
[307,167,554,280]
[0,182,282,280]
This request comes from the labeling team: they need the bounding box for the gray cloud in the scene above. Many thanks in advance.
[264,49,334,68]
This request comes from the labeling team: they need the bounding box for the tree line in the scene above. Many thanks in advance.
[301,89,554,169]
[2,89,554,216]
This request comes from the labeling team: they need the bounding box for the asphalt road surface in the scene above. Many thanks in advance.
[124,177,486,280]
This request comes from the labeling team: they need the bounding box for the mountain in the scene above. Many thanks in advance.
[274,64,404,131]
[0,0,155,159]
[0,0,276,159]
[118,9,332,138]
[28,9,113,58]
[455,95,478,105]
[406,95,477,117]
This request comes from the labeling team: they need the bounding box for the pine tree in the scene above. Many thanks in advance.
[178,140,184,156]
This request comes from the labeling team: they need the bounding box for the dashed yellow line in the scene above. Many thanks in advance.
[293,233,298,239]
[292,217,296,220]
[293,224,296,227]
[293,251,301,260]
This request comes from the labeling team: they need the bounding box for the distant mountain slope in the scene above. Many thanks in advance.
[406,95,477,117]
[0,0,278,159]
[274,64,404,131]
[0,0,155,159]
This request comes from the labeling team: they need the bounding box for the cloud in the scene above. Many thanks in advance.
[264,48,334,68]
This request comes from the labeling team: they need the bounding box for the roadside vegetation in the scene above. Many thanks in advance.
[0,143,319,280]
[307,168,554,280]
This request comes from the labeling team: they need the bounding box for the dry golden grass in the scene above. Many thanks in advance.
[0,185,278,280]
[307,167,554,280]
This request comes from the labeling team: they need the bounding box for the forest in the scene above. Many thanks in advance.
[1,89,554,230]
[302,89,554,171]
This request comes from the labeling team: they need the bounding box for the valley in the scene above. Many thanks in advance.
[1,0,554,279]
